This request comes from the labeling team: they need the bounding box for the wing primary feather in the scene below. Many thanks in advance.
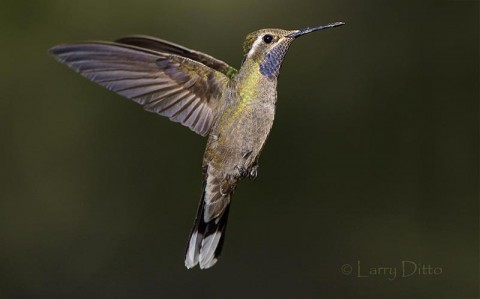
[49,41,233,136]
[170,94,197,119]
[182,98,202,123]
[156,91,191,114]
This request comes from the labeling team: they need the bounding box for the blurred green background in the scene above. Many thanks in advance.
[0,0,478,298]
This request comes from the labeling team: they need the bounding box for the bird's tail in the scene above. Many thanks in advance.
[185,180,232,269]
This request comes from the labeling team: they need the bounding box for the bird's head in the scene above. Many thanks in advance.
[241,22,344,79]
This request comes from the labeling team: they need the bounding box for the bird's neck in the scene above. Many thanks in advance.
[234,59,278,106]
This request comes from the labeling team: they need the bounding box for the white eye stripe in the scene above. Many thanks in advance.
[247,36,265,58]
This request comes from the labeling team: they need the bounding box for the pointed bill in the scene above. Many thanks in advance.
[287,22,345,38]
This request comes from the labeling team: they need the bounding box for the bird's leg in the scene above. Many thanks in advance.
[238,149,259,179]
[233,149,254,178]
[234,165,250,178]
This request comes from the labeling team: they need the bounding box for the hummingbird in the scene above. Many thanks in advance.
[49,21,345,269]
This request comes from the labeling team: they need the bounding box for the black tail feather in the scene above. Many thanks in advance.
[185,181,231,269]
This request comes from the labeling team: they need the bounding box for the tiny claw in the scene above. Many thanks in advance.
[249,164,258,180]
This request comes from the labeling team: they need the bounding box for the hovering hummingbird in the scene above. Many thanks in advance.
[49,21,344,269]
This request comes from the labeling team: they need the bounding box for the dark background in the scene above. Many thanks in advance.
[1,0,478,298]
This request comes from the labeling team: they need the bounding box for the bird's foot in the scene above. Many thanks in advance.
[234,163,258,179]
[234,165,249,178]
[248,164,258,180]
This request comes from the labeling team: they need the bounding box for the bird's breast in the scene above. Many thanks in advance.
[206,96,275,174]
[205,68,278,174]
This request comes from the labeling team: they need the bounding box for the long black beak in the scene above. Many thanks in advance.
[287,22,345,38]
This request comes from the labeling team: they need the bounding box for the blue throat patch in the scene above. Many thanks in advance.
[259,47,283,80]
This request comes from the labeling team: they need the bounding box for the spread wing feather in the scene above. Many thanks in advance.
[49,41,235,136]
[116,35,238,79]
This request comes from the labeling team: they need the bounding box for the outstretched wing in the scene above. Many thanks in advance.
[116,35,238,79]
[49,42,234,136]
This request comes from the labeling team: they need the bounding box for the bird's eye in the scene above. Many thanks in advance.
[263,34,273,44]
